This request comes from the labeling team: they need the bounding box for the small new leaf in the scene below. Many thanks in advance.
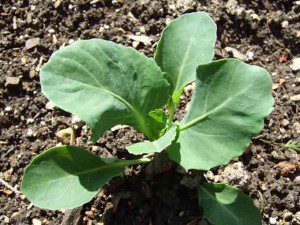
[147,109,168,140]
[22,146,150,210]
[198,183,261,225]
[126,126,178,155]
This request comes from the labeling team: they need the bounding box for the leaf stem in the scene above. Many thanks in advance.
[167,102,175,130]
[129,157,151,165]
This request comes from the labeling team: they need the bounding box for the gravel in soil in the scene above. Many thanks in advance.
[0,0,299,224]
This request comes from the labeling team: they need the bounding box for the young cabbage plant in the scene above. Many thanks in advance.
[22,12,273,225]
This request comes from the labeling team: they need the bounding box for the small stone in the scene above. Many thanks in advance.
[111,125,129,132]
[85,210,94,217]
[279,128,285,133]
[54,0,61,8]
[68,39,75,44]
[25,38,40,50]
[4,106,12,112]
[294,176,300,185]
[271,151,279,158]
[179,211,185,217]
[205,171,215,181]
[282,119,290,127]
[165,18,171,25]
[290,58,300,71]
[272,83,279,90]
[269,217,277,224]
[52,34,58,44]
[283,211,293,220]
[32,218,42,225]
[46,101,55,110]
[26,118,34,124]
[246,51,254,60]
[5,76,20,87]
[251,13,260,21]
[281,20,289,28]
[126,35,153,46]
[225,47,248,61]
[3,216,9,223]
[56,127,75,144]
[30,70,36,78]
[295,211,300,221]
[293,122,300,133]
[90,0,100,4]
[132,41,139,48]
[71,115,82,124]
[27,129,34,137]
[290,94,300,101]
[48,28,55,34]
[139,26,146,33]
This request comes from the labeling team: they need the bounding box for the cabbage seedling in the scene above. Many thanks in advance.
[22,12,273,225]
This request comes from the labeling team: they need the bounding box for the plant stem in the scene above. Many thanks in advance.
[129,157,151,165]
[167,102,175,130]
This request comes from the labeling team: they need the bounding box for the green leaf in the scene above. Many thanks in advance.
[40,39,170,141]
[155,12,217,93]
[198,183,261,225]
[126,126,178,155]
[168,59,274,170]
[22,146,150,210]
[147,109,168,140]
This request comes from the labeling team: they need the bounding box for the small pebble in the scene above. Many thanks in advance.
[282,119,290,127]
[68,39,75,44]
[281,20,289,28]
[27,129,34,137]
[290,58,300,71]
[71,115,81,124]
[271,151,279,158]
[4,106,12,112]
[46,101,55,110]
[85,210,94,217]
[294,176,300,185]
[225,47,248,61]
[25,38,40,50]
[246,51,254,60]
[48,28,55,34]
[283,211,293,220]
[290,94,300,101]
[32,218,42,225]
[269,217,277,224]
[5,76,20,87]
[26,118,34,124]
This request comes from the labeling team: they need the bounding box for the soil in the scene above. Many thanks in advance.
[0,0,299,225]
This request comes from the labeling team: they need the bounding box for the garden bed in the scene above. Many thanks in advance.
[0,0,299,224]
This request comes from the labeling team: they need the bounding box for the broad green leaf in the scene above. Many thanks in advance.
[126,126,178,155]
[40,39,170,141]
[147,109,167,140]
[198,183,261,225]
[22,146,150,210]
[168,59,274,170]
[155,12,217,93]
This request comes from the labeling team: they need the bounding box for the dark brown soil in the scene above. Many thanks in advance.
[0,0,299,225]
